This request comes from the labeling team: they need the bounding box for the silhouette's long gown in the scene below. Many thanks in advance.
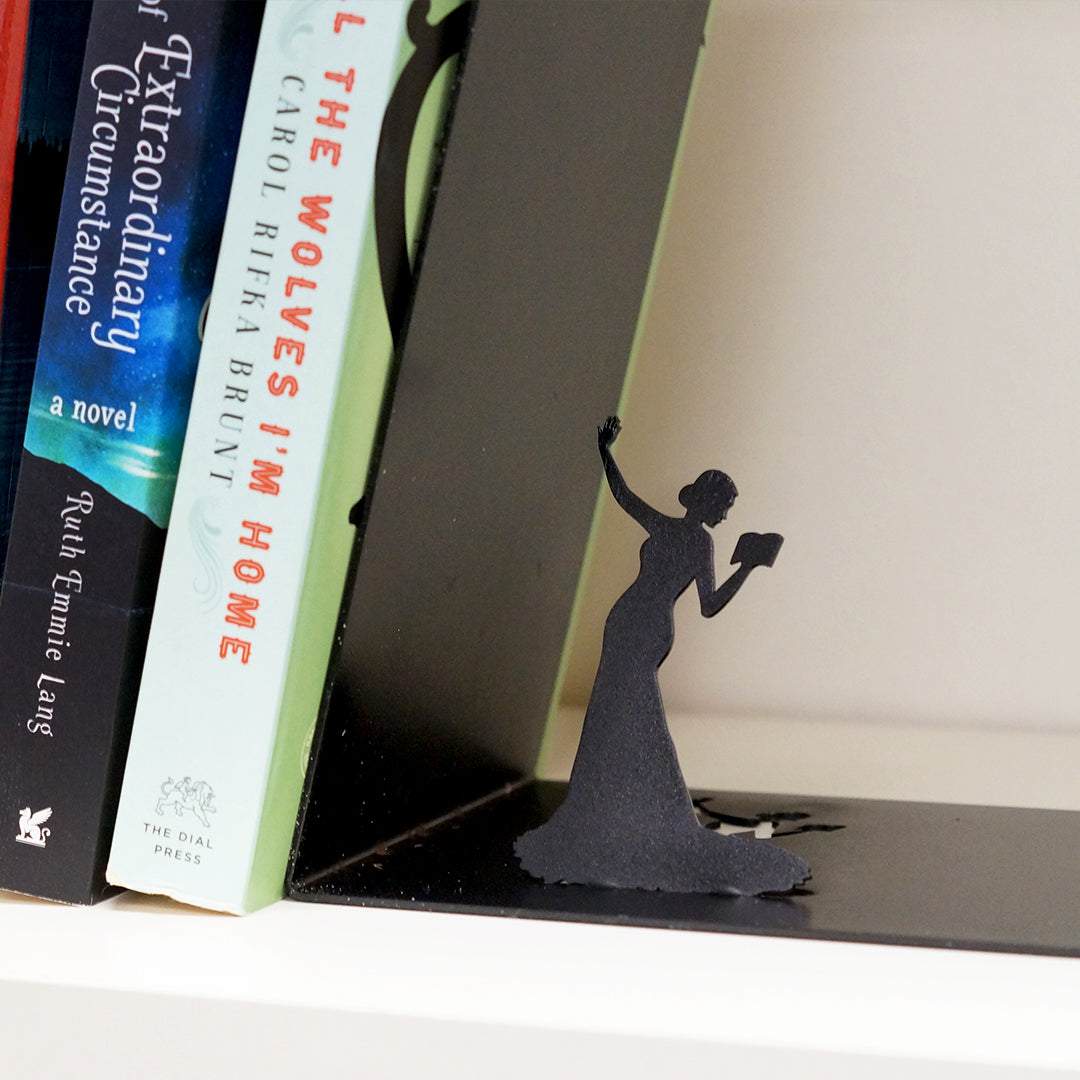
[515,427,809,895]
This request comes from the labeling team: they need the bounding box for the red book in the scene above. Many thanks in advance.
[0,0,29,313]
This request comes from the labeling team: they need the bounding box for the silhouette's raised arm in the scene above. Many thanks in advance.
[598,416,664,532]
[695,543,755,618]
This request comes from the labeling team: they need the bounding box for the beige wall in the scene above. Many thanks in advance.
[556,0,1080,799]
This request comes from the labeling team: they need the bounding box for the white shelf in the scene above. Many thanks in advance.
[0,890,1076,1078]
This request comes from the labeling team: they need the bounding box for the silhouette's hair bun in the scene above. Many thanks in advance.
[679,469,738,515]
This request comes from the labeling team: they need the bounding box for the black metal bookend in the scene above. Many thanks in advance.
[290,2,1080,958]
[515,418,809,896]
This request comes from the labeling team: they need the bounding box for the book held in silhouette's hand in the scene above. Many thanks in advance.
[731,531,783,568]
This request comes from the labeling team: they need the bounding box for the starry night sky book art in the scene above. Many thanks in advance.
[0,0,261,904]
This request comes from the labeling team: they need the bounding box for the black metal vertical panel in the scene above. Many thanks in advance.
[292,0,709,885]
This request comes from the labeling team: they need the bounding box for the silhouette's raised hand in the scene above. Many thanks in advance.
[598,415,621,452]
[598,415,662,532]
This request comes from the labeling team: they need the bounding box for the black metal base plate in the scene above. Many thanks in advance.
[288,781,1080,957]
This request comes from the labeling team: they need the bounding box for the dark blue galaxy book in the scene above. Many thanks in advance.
[0,0,262,904]
[0,0,94,571]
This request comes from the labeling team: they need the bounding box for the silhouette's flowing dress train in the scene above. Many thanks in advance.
[515,420,809,895]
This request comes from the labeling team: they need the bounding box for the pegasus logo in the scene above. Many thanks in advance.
[156,777,216,828]
[16,807,52,848]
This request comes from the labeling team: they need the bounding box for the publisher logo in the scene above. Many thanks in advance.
[16,807,52,848]
[156,777,216,828]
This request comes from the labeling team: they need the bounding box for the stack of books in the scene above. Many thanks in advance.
[0,0,708,915]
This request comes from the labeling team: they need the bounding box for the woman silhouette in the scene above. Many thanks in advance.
[516,417,809,895]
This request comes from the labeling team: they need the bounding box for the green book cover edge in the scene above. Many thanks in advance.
[244,0,466,912]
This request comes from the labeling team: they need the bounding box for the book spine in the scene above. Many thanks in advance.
[0,0,261,904]
[0,0,94,571]
[107,0,413,913]
[0,0,30,315]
